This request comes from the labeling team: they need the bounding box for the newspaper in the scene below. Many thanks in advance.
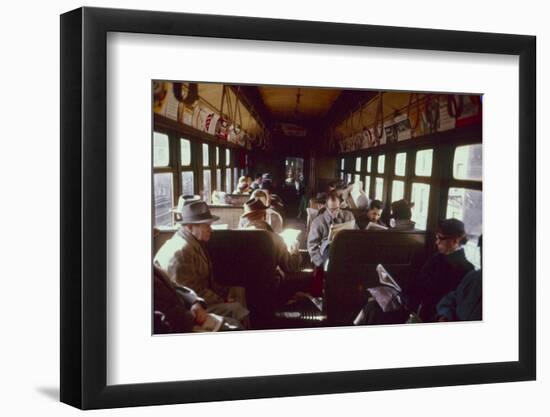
[366,222,388,231]
[367,264,403,312]
[192,313,224,332]
[328,219,356,241]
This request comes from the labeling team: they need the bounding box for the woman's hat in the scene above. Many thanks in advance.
[178,201,220,224]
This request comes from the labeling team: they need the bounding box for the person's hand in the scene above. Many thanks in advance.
[190,303,208,325]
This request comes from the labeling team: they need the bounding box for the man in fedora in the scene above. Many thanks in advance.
[155,200,249,323]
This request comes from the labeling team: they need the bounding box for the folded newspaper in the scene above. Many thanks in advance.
[367,264,403,312]
[328,219,356,241]
[192,313,224,332]
[365,222,388,231]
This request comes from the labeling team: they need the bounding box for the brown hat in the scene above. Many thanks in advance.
[243,197,269,216]
[178,201,219,224]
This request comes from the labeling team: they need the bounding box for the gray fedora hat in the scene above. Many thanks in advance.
[178,201,219,224]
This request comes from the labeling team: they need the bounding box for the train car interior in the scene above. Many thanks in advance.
[152,81,482,333]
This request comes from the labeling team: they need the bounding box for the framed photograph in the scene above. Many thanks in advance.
[60,6,536,409]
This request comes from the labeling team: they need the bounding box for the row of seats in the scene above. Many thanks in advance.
[153,228,429,328]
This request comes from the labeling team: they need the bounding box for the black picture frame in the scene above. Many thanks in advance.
[60,6,536,410]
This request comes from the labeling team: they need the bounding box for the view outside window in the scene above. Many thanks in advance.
[392,180,405,202]
[203,170,211,203]
[153,132,169,167]
[225,168,231,192]
[375,177,384,200]
[181,172,194,196]
[415,149,433,176]
[346,173,352,184]
[453,144,482,181]
[216,169,222,192]
[377,155,385,174]
[447,187,482,268]
[340,158,345,170]
[395,152,406,176]
[154,173,173,227]
[233,168,238,190]
[216,147,220,166]
[411,183,430,230]
[355,157,361,172]
[202,144,209,167]
[226,148,230,165]
[354,174,360,184]
[366,156,372,172]
[180,138,191,166]
[364,175,370,196]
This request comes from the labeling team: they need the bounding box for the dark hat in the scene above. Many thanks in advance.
[438,218,466,237]
[243,197,269,215]
[391,199,414,220]
[178,201,219,224]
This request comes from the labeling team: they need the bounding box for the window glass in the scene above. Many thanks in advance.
[181,171,194,196]
[411,183,430,230]
[180,138,191,166]
[354,174,360,184]
[216,169,221,191]
[225,168,231,192]
[367,156,372,173]
[395,152,406,176]
[391,180,405,202]
[340,172,344,180]
[233,168,238,190]
[346,173,352,184]
[355,157,361,172]
[202,144,209,167]
[447,187,483,268]
[226,149,231,166]
[203,170,211,202]
[340,158,345,170]
[216,147,220,166]
[364,175,371,197]
[453,144,482,181]
[375,178,384,200]
[377,155,385,174]
[153,173,173,226]
[415,149,433,176]
[153,132,169,167]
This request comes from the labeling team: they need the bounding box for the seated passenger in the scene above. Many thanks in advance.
[234,176,251,194]
[153,265,244,333]
[360,218,474,324]
[307,191,356,268]
[437,235,482,322]
[366,199,387,228]
[250,189,284,233]
[250,173,263,191]
[154,201,249,321]
[347,181,370,210]
[238,198,302,274]
[389,199,417,231]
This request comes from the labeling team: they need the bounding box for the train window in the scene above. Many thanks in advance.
[411,182,430,230]
[339,172,344,180]
[377,154,385,174]
[340,158,345,170]
[375,177,384,200]
[354,174,360,184]
[346,173,352,184]
[355,157,361,172]
[233,167,238,189]
[181,171,194,195]
[216,147,220,166]
[395,152,406,176]
[366,156,372,173]
[447,187,482,268]
[225,168,231,192]
[391,180,405,202]
[202,143,209,167]
[153,132,169,167]
[364,175,371,196]
[180,138,191,166]
[453,144,482,181]
[153,173,173,226]
[203,170,211,202]
[415,149,433,176]
[216,169,221,191]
